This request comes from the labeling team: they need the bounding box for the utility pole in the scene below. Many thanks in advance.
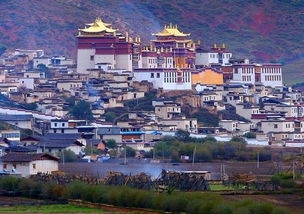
[257,151,260,169]
[124,142,127,165]
[192,145,196,166]
[292,160,295,180]
[62,150,65,165]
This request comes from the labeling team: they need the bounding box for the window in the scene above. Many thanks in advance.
[62,123,65,127]
[274,124,278,129]
[150,73,154,78]
[54,123,57,127]
[90,55,94,61]
[61,129,64,133]
[32,164,36,169]
[48,149,52,152]
[156,73,160,78]
[3,164,7,169]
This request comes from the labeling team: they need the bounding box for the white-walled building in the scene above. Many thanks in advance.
[232,65,256,84]
[133,68,192,90]
[195,44,232,66]
[1,153,59,177]
[18,78,34,90]
[259,64,283,87]
[77,18,133,73]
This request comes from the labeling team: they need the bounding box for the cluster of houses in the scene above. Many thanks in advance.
[0,17,302,177]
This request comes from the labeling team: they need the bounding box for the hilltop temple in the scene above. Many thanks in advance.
[141,24,196,69]
[76,18,139,73]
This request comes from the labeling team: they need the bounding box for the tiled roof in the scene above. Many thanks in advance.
[1,153,59,162]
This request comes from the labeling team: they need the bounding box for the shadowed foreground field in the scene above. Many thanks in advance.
[0,204,103,213]
[223,194,304,214]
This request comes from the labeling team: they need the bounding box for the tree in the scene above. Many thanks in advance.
[126,146,136,157]
[106,139,117,149]
[230,136,246,144]
[69,100,94,121]
[56,150,77,162]
[175,129,190,142]
[105,112,116,122]
[84,144,99,155]
[243,132,256,138]
[37,64,52,78]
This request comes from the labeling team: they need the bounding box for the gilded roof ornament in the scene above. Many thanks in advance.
[153,24,190,37]
[79,17,117,34]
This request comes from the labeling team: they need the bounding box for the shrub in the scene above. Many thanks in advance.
[185,199,202,214]
[210,203,232,214]
[233,207,251,214]
[56,149,78,162]
[230,136,247,144]
[0,176,21,191]
[248,202,274,214]
[243,132,256,138]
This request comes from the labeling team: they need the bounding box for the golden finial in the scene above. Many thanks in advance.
[126,32,129,42]
[198,40,201,45]
[222,43,226,48]
[214,43,217,48]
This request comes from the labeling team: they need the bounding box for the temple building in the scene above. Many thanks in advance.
[77,18,139,73]
[141,24,196,69]
[134,24,196,91]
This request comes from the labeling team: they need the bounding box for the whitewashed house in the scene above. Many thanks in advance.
[1,153,59,177]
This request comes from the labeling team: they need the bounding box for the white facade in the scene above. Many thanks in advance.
[233,67,256,84]
[134,70,192,90]
[33,57,51,68]
[235,104,260,121]
[37,145,83,155]
[18,78,34,90]
[2,159,58,178]
[115,54,132,71]
[141,56,174,69]
[57,81,83,91]
[77,49,95,73]
[77,50,132,73]
[260,66,283,87]
[261,120,295,134]
[195,52,232,66]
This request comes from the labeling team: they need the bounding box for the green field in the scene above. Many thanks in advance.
[0,204,103,213]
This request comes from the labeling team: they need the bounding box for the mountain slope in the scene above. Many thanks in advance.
[0,0,303,83]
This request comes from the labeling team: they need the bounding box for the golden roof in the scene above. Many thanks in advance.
[86,18,111,27]
[79,17,117,33]
[153,24,190,37]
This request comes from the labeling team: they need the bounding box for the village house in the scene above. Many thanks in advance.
[0,153,59,177]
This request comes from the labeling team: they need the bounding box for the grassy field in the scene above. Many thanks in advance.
[209,184,256,191]
[0,204,103,213]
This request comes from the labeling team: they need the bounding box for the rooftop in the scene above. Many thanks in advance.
[1,153,59,162]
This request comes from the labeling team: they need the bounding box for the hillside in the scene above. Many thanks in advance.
[0,0,303,84]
